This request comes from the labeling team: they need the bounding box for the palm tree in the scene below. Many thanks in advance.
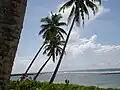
[49,0,101,84]
[21,13,67,80]
[0,0,27,89]
[33,35,65,80]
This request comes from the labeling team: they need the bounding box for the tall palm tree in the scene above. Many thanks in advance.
[21,13,67,80]
[49,0,101,84]
[0,0,27,89]
[33,35,65,80]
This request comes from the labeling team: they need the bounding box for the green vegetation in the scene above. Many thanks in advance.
[9,80,120,90]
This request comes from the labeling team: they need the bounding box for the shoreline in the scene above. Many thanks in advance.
[11,72,51,76]
[100,72,120,75]
[11,68,120,76]
[11,72,120,76]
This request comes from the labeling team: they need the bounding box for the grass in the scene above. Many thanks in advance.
[9,80,120,90]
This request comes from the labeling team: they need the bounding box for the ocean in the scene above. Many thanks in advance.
[11,68,120,88]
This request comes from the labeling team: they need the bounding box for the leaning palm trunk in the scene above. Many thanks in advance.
[0,0,27,89]
[33,55,51,80]
[21,43,45,81]
[49,16,76,84]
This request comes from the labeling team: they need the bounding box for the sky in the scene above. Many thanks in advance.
[12,0,120,74]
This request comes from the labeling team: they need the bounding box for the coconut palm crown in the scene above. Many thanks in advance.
[59,0,101,25]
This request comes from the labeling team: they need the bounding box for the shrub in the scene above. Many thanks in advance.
[9,80,120,90]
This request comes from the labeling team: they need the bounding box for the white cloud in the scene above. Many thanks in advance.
[60,34,120,70]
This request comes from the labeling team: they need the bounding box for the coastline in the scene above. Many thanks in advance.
[100,72,120,75]
[11,71,120,76]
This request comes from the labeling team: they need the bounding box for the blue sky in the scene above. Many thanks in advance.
[12,0,120,73]
[79,0,120,44]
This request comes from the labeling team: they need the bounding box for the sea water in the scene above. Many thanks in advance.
[11,69,120,88]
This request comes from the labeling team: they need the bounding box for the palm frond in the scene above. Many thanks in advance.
[43,49,48,55]
[47,50,52,56]
[56,48,62,56]
[79,1,89,19]
[59,0,74,13]
[56,47,62,56]
[75,6,81,26]
[85,0,98,15]
[52,52,55,62]
[56,22,67,26]
[44,45,51,51]
[58,31,65,40]
[42,30,48,39]
[53,14,63,21]
[39,28,46,35]
[41,17,52,24]
[41,24,51,29]
[57,27,67,35]
[58,46,66,55]
[58,41,65,45]
[68,6,75,23]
